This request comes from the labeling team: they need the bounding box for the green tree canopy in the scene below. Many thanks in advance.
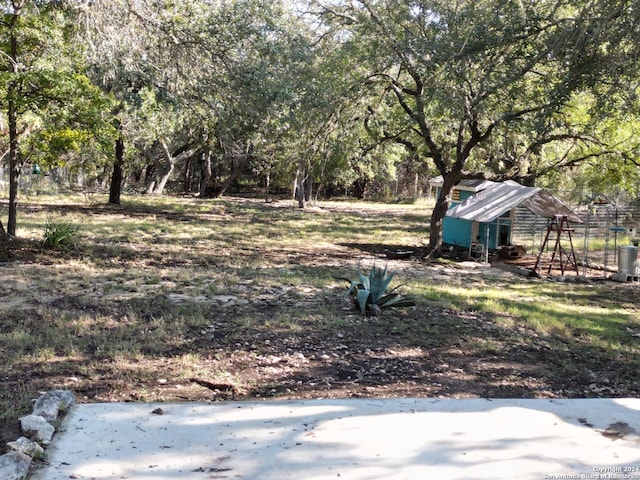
[0,0,111,236]
[312,0,640,253]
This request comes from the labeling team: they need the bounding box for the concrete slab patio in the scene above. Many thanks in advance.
[31,398,640,480]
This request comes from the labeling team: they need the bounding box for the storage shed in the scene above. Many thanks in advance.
[429,176,583,260]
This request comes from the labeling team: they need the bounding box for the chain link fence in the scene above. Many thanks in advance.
[512,201,640,278]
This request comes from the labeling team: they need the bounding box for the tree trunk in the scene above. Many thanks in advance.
[264,169,270,203]
[295,175,305,208]
[145,180,156,195]
[109,135,125,205]
[199,151,212,198]
[183,157,193,193]
[427,172,460,256]
[304,176,313,202]
[148,141,194,195]
[216,156,248,198]
[153,163,174,195]
[142,143,164,195]
[7,93,19,237]
[294,161,307,208]
[6,10,21,237]
[353,179,366,199]
[292,171,298,201]
[149,141,174,195]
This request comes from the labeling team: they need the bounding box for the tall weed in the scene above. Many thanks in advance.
[42,217,79,249]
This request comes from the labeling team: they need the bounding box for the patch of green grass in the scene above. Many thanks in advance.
[414,281,639,348]
[0,379,32,429]
[264,314,303,332]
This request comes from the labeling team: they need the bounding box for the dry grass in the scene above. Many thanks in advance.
[1,194,428,410]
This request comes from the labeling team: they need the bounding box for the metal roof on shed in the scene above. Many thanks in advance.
[446,180,583,224]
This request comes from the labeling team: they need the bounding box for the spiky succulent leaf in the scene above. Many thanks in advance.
[385,284,406,295]
[376,292,400,305]
[356,288,371,314]
[369,265,394,302]
[359,273,370,290]
[345,280,363,298]
[378,294,416,308]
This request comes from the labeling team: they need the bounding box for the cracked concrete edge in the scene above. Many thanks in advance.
[1,390,75,480]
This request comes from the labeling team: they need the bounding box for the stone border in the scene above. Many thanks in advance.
[0,390,75,480]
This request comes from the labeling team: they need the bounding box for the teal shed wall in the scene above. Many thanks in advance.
[442,216,473,247]
[443,216,511,250]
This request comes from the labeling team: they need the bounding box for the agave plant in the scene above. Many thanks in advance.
[343,265,415,316]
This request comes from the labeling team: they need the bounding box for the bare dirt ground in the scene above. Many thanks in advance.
[1,198,640,453]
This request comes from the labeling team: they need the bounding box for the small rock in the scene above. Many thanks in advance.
[210,295,237,303]
[7,437,45,458]
[0,451,32,480]
[20,415,55,445]
[32,390,75,421]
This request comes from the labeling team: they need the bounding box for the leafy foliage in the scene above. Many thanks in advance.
[343,265,415,316]
[3,0,640,239]
[0,0,115,235]
[316,0,640,253]
[42,218,79,249]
